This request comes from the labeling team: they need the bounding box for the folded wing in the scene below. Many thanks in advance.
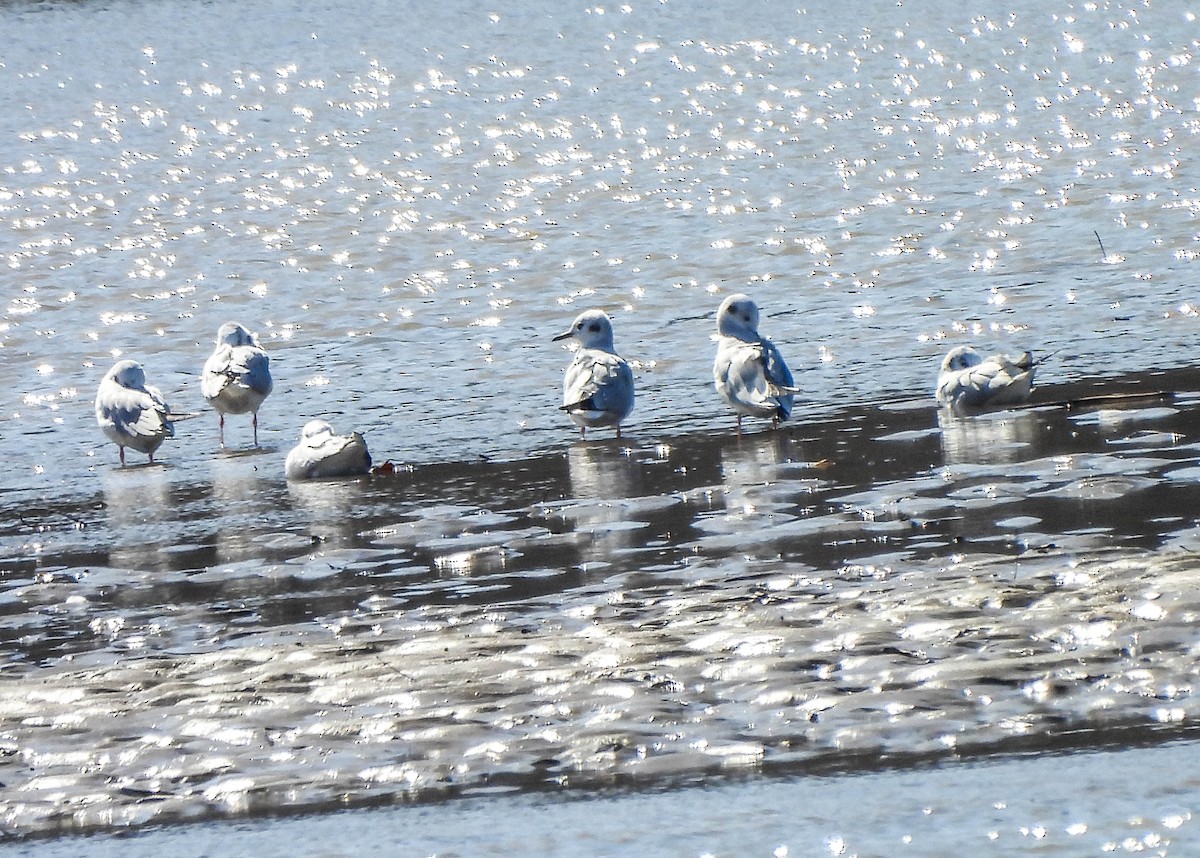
[562,351,634,419]
[100,381,174,442]
[717,339,795,419]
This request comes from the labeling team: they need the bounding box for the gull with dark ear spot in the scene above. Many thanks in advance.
[95,359,175,466]
[552,309,635,440]
[202,322,273,447]
[713,293,797,435]
[284,420,372,480]
[936,345,1037,414]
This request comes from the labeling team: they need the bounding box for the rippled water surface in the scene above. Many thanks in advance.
[4,0,1200,845]
[9,739,1200,857]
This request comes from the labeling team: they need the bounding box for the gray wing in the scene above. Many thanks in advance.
[237,347,274,397]
[938,365,996,408]
[563,350,634,418]
[202,345,235,399]
[717,339,794,419]
[759,339,795,419]
[943,358,1034,408]
[760,338,795,391]
[99,380,174,439]
[979,353,1035,404]
[203,345,272,395]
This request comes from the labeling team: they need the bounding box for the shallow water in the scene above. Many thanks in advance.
[3,0,1200,845]
[5,0,1200,473]
[8,737,1200,857]
[7,389,1200,838]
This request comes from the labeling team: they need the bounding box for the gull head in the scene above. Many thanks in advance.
[941,345,983,373]
[553,309,616,351]
[108,359,147,390]
[716,293,761,340]
[215,321,259,348]
[300,419,336,442]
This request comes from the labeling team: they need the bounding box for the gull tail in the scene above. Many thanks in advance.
[1023,349,1058,370]
[561,396,596,412]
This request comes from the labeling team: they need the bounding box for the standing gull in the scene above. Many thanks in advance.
[713,293,796,434]
[284,420,372,480]
[202,322,273,447]
[95,359,175,465]
[553,309,635,440]
[936,345,1036,414]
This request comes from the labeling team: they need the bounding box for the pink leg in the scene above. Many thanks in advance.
[218,413,225,447]
[119,446,126,466]
[736,415,743,437]
[616,424,622,440]
[579,426,587,440]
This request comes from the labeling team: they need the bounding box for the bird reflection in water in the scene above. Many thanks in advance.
[938,409,1039,466]
[287,477,368,548]
[209,450,283,565]
[718,432,793,516]
[563,442,646,562]
[100,464,174,573]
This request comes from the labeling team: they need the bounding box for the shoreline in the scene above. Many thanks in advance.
[8,735,1199,856]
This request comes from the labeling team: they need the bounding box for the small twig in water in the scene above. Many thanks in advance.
[1094,230,1107,260]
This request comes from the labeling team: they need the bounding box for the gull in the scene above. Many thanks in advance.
[713,293,797,434]
[95,359,175,465]
[936,345,1037,414]
[284,420,372,480]
[202,322,273,447]
[553,309,635,439]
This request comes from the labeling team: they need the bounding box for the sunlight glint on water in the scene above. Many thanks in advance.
[3,0,1200,843]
